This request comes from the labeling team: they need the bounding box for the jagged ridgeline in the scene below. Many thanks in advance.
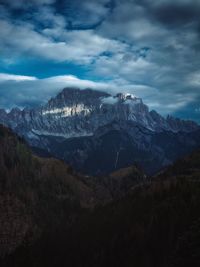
[0,87,200,176]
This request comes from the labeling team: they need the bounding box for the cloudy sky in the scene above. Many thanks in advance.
[0,0,200,122]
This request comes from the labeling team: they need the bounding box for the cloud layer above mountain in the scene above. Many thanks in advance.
[0,0,200,121]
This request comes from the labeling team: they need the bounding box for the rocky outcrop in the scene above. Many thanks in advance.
[0,88,198,140]
[0,87,199,176]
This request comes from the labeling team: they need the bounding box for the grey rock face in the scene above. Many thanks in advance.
[30,121,200,176]
[0,87,199,176]
[0,87,198,139]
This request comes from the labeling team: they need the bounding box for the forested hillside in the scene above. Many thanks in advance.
[1,125,200,267]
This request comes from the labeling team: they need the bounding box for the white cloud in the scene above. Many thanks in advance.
[44,75,112,90]
[0,74,111,109]
[34,6,67,29]
[0,73,159,109]
[101,96,118,105]
[93,52,157,85]
[0,73,37,82]
[98,2,168,45]
[187,71,200,87]
[0,19,127,64]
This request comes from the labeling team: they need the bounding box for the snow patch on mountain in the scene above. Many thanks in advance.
[42,104,91,117]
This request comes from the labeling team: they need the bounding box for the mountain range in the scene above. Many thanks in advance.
[0,87,200,175]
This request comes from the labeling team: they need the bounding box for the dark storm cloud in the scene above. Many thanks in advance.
[53,0,115,29]
[154,4,199,26]
[138,0,200,32]
[0,0,200,121]
[99,0,200,36]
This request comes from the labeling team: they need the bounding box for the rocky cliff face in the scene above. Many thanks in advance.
[0,87,199,175]
[1,87,198,140]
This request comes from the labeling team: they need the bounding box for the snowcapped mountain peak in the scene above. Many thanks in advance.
[0,87,198,141]
[115,92,142,105]
[115,92,137,100]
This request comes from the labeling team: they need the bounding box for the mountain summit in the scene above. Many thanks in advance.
[0,87,199,175]
[1,87,198,138]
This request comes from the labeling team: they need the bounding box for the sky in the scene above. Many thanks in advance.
[0,0,200,122]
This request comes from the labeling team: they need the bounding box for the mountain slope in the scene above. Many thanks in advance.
[31,121,200,175]
[3,145,200,267]
[0,124,146,257]
[0,124,104,257]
